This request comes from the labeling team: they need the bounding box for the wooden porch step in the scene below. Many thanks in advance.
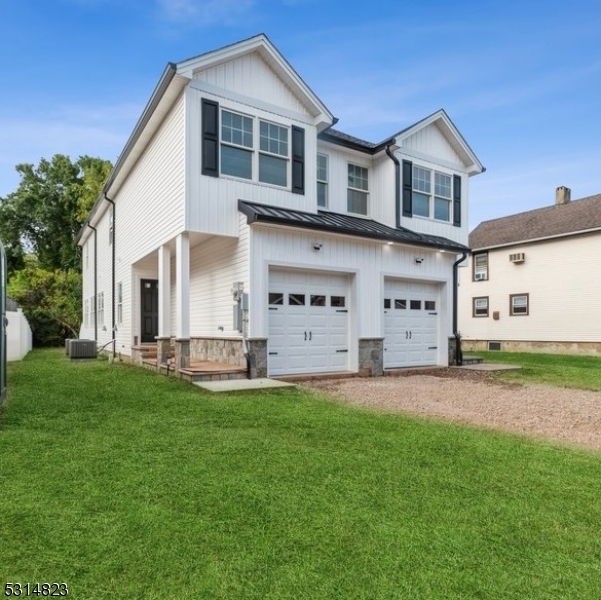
[141,357,247,382]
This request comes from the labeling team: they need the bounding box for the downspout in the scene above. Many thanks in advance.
[105,195,116,358]
[385,142,401,228]
[452,251,468,366]
[85,223,98,342]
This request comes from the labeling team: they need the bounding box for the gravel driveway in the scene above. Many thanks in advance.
[303,369,601,451]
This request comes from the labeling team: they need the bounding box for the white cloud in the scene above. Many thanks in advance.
[156,0,256,26]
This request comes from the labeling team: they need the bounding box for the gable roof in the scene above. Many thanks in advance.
[470,193,601,250]
[318,109,484,174]
[176,34,335,129]
[238,200,468,253]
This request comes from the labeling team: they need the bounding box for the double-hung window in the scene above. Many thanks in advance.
[473,297,489,317]
[317,153,328,208]
[510,294,529,316]
[259,121,288,186]
[221,110,253,180]
[117,282,123,326]
[220,109,290,187]
[347,163,369,215]
[412,166,452,222]
[97,292,104,327]
[473,253,488,281]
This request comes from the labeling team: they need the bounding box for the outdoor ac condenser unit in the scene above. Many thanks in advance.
[68,339,97,359]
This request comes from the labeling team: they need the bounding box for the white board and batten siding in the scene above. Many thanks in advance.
[459,234,601,343]
[185,215,250,336]
[249,223,455,374]
[185,51,320,238]
[398,123,471,246]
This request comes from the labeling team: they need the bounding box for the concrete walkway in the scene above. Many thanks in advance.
[194,378,296,393]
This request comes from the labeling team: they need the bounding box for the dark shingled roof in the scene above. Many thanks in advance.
[470,193,601,250]
[239,200,469,252]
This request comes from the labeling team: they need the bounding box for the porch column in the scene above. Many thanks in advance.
[175,233,190,372]
[158,244,171,338]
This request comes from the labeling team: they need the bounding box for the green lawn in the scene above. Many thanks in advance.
[474,350,601,390]
[2,349,601,599]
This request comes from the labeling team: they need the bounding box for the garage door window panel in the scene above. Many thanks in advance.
[289,294,305,306]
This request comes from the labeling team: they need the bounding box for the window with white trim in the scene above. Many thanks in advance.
[117,282,123,326]
[97,292,104,327]
[473,253,488,281]
[412,166,452,222]
[347,163,369,215]
[317,153,328,208]
[510,294,529,316]
[220,109,290,187]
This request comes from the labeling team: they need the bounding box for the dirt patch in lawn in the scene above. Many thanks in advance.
[302,369,601,451]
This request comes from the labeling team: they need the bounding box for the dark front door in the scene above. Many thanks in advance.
[140,279,159,343]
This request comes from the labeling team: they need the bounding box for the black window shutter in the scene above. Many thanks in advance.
[402,159,413,217]
[453,174,461,227]
[201,99,219,177]
[291,126,305,195]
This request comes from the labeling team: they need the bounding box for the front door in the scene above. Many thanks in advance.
[140,279,158,343]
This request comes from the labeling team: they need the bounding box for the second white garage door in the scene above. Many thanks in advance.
[384,279,440,369]
[268,269,350,376]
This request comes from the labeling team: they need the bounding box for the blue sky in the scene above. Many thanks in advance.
[1,0,600,228]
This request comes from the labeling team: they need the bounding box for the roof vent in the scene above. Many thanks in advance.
[509,252,525,263]
[555,186,571,205]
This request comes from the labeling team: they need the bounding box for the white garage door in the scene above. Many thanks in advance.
[384,279,439,368]
[268,269,350,376]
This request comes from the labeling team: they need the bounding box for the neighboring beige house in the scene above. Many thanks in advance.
[459,186,601,355]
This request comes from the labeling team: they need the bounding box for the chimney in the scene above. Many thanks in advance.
[555,186,571,205]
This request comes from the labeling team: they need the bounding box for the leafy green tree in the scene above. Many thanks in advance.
[8,261,82,345]
[0,154,112,345]
[0,154,112,275]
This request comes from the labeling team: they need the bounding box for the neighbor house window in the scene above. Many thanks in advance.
[317,153,328,208]
[412,166,452,222]
[473,253,488,281]
[473,297,489,317]
[510,294,529,316]
[117,282,123,326]
[220,109,290,187]
[347,163,368,215]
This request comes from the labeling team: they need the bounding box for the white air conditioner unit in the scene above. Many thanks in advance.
[474,273,487,280]
[509,252,525,263]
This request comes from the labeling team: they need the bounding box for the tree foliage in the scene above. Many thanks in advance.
[0,154,112,345]
[8,261,83,345]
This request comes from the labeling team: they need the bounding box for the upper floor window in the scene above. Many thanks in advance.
[347,163,368,215]
[317,153,328,208]
[412,166,452,222]
[220,109,289,187]
[473,253,488,281]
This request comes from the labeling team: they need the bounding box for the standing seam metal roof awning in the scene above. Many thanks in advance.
[238,200,469,253]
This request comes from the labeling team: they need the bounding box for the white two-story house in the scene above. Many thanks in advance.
[77,34,484,378]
